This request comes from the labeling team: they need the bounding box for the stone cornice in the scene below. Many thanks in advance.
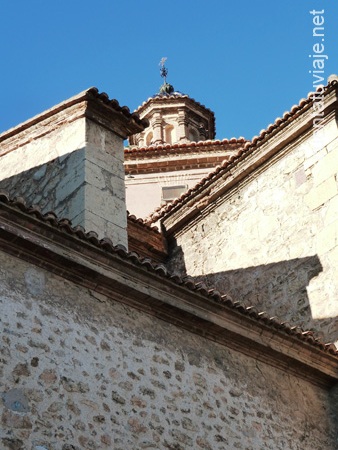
[1,199,338,388]
[0,88,148,156]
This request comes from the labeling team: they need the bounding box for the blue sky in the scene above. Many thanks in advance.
[0,1,337,140]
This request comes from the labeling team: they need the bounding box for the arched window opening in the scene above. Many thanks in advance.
[188,128,199,142]
[145,132,153,146]
[165,125,175,145]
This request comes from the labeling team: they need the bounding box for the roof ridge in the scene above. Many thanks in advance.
[0,190,336,356]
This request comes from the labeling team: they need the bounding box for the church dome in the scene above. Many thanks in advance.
[128,59,215,147]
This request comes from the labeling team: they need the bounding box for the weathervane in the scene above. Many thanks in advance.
[159,57,168,83]
[158,57,174,95]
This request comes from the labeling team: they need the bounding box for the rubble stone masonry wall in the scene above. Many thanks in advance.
[167,117,338,344]
[1,251,337,449]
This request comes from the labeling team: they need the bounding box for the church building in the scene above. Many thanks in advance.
[0,69,338,449]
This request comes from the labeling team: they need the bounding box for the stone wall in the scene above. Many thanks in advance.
[0,93,130,248]
[166,116,338,344]
[0,147,85,221]
[1,250,337,449]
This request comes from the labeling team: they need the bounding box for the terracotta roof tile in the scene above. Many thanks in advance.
[0,87,149,144]
[127,211,160,234]
[0,190,337,356]
[125,137,248,155]
[146,81,338,224]
[86,87,149,129]
[135,92,214,115]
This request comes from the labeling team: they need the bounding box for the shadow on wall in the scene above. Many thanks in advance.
[329,383,338,444]
[0,151,85,218]
[167,243,338,344]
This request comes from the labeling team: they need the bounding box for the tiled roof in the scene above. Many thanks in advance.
[125,137,248,156]
[0,87,149,143]
[146,80,338,224]
[135,92,215,116]
[127,211,160,233]
[84,87,149,129]
[0,190,337,356]
[127,211,167,262]
[124,138,248,175]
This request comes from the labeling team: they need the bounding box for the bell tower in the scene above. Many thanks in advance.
[128,58,215,147]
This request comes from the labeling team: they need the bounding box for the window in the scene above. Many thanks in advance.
[145,132,153,146]
[161,185,188,203]
[188,128,199,142]
[165,125,175,144]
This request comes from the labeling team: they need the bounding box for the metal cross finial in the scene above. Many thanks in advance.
[159,57,168,83]
[158,57,174,95]
[159,57,167,67]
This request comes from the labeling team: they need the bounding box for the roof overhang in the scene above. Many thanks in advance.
[1,195,338,388]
